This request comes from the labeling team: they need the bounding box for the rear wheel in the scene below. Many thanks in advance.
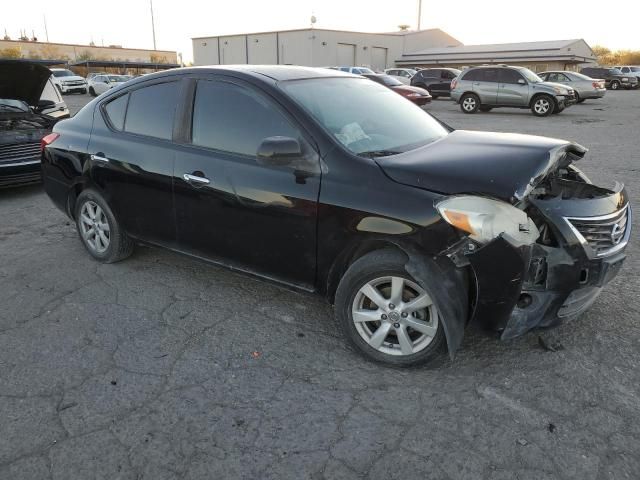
[335,249,447,367]
[531,94,555,116]
[460,93,480,114]
[75,190,134,263]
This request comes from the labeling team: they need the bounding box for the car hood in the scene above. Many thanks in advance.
[60,75,86,82]
[375,130,587,203]
[0,60,51,106]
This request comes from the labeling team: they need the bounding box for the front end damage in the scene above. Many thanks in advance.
[442,145,631,340]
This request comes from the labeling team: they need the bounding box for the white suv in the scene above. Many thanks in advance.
[50,68,87,94]
[613,66,640,81]
[384,68,417,85]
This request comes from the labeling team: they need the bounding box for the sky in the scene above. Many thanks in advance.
[3,0,638,62]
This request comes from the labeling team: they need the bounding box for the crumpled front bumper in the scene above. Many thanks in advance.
[447,184,631,339]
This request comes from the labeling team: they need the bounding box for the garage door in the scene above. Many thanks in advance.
[371,47,387,71]
[337,43,356,66]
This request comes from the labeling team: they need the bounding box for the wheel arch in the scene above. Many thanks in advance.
[529,92,557,108]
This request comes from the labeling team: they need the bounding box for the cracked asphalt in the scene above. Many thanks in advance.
[1,90,639,479]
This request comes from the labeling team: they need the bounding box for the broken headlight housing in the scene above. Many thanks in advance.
[436,196,540,246]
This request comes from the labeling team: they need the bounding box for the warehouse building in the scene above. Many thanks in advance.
[395,39,597,72]
[192,28,462,70]
[192,29,596,73]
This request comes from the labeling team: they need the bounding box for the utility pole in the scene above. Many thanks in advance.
[43,15,49,42]
[417,0,422,30]
[150,0,157,50]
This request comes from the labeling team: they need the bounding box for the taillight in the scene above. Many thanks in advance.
[41,133,60,152]
[451,78,458,90]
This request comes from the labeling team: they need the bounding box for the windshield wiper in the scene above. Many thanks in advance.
[357,149,401,158]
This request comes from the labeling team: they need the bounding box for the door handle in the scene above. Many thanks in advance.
[183,173,210,185]
[90,153,109,163]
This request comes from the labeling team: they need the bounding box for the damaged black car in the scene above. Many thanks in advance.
[41,66,631,366]
[1,60,61,187]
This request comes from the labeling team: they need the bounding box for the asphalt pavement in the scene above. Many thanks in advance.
[1,90,638,479]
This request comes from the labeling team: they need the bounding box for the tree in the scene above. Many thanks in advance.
[0,47,22,59]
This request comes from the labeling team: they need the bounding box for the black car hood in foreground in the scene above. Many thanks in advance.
[376,130,587,203]
[0,60,51,106]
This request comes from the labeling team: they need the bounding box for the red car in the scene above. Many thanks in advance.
[363,73,432,105]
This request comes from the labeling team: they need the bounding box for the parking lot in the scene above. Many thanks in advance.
[1,90,639,479]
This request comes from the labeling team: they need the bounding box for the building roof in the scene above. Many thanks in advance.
[191,64,354,81]
[70,59,180,69]
[404,39,582,56]
[192,27,448,40]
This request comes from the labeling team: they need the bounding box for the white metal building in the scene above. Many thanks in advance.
[192,28,462,70]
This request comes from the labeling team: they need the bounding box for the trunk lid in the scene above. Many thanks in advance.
[375,130,587,203]
[0,60,51,106]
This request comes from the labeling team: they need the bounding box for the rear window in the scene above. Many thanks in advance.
[104,94,128,130]
[124,82,180,140]
[421,69,440,78]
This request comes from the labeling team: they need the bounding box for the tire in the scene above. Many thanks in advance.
[610,81,620,90]
[530,94,555,117]
[573,91,580,103]
[335,249,447,367]
[479,106,493,112]
[460,93,480,114]
[89,87,97,97]
[74,189,134,263]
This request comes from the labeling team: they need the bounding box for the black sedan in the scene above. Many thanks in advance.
[41,66,631,367]
[1,60,61,187]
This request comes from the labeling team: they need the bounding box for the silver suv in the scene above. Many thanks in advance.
[451,65,577,116]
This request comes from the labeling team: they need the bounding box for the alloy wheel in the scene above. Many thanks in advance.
[462,97,477,111]
[352,276,439,356]
[79,201,111,253]
[534,98,551,114]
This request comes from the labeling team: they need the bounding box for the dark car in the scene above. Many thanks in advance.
[41,66,631,367]
[410,68,461,98]
[362,73,431,105]
[1,60,61,188]
[580,67,639,90]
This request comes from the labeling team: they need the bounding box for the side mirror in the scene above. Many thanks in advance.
[35,99,56,112]
[256,136,302,166]
[517,78,526,85]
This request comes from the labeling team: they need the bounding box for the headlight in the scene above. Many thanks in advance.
[622,77,629,81]
[436,196,540,246]
[553,86,568,95]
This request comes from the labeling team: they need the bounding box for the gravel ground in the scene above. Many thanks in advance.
[1,90,638,480]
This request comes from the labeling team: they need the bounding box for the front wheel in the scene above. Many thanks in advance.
[335,249,447,367]
[89,87,97,96]
[531,95,555,116]
[610,81,620,90]
[460,93,480,114]
[75,189,134,263]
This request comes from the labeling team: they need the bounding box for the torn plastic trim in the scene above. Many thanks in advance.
[390,241,469,360]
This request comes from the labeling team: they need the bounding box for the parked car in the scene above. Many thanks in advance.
[451,65,577,116]
[410,68,461,98]
[39,76,71,119]
[613,66,640,81]
[539,71,606,103]
[50,68,87,94]
[580,67,638,90]
[86,72,108,81]
[363,73,432,105]
[1,60,59,187]
[384,68,417,85]
[337,66,375,74]
[88,74,128,96]
[41,66,631,367]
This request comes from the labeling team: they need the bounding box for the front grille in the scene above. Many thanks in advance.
[64,80,85,86]
[0,142,41,166]
[566,205,630,256]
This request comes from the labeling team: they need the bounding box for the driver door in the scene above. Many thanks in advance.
[172,77,321,288]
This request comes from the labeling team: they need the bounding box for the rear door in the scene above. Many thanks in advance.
[87,79,184,247]
[438,70,456,94]
[471,69,500,105]
[172,76,321,288]
[497,69,529,105]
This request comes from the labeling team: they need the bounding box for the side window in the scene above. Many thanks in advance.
[104,94,128,130]
[191,80,300,157]
[339,67,350,72]
[124,82,180,140]
[461,69,480,81]
[621,67,630,73]
[441,70,454,79]
[499,69,524,84]
[426,69,440,78]
[483,69,500,82]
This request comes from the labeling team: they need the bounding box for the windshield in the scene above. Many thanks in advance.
[108,75,125,82]
[280,77,448,156]
[354,67,374,74]
[52,70,75,77]
[378,75,403,87]
[609,68,623,74]
[0,99,30,112]
[570,72,592,81]
[631,67,640,72]
[519,68,543,83]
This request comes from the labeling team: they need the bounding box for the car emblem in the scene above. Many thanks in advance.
[611,223,624,245]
